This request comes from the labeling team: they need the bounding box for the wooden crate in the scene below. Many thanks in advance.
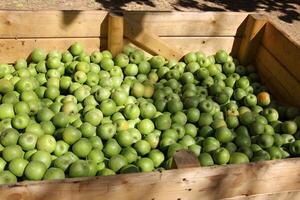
[0,11,299,200]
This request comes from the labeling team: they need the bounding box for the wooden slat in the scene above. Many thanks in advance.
[172,150,200,169]
[161,37,241,56]
[108,14,124,57]
[124,37,240,58]
[0,11,108,38]
[124,18,184,60]
[0,38,107,63]
[255,45,300,106]
[262,22,300,82]
[124,12,248,37]
[223,190,300,200]
[254,58,288,105]
[0,37,240,63]
[1,158,300,200]
[238,14,267,65]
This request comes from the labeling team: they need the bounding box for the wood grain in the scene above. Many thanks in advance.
[125,37,240,58]
[124,12,248,37]
[255,45,300,106]
[124,18,184,60]
[0,11,108,38]
[254,57,288,105]
[223,190,300,200]
[0,37,240,63]
[261,22,300,82]
[0,38,107,63]
[108,14,124,56]
[238,14,267,65]
[1,158,300,200]
[172,150,200,169]
[161,37,241,56]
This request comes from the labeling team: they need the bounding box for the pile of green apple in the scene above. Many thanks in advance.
[0,42,299,185]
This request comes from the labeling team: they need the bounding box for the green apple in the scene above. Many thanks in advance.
[115,130,134,147]
[43,167,65,180]
[114,53,129,68]
[36,135,56,153]
[108,155,127,172]
[149,55,165,69]
[31,150,52,168]
[215,50,228,64]
[69,160,90,178]
[31,48,46,63]
[0,170,17,184]
[148,149,165,167]
[136,158,154,172]
[0,128,19,147]
[70,42,84,56]
[103,139,121,158]
[8,158,28,177]
[24,161,47,180]
[134,140,151,155]
[129,50,144,64]
[91,51,103,64]
[72,138,92,158]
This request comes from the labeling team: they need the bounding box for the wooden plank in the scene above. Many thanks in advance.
[223,190,300,200]
[0,11,108,38]
[262,22,300,82]
[161,37,241,56]
[172,150,200,169]
[124,18,184,60]
[124,12,248,37]
[0,37,239,63]
[238,14,267,65]
[254,59,288,105]
[0,36,240,64]
[255,47,298,106]
[1,158,300,200]
[108,13,124,57]
[124,37,240,58]
[255,46,300,106]
[0,38,107,63]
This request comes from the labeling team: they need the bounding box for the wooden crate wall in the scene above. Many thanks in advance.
[0,11,108,63]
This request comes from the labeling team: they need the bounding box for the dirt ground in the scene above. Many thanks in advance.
[0,0,300,42]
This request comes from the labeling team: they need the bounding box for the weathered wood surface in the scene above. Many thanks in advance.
[0,37,241,63]
[1,158,300,200]
[124,17,184,60]
[172,150,200,169]
[162,36,241,56]
[0,11,108,38]
[223,190,300,200]
[261,22,300,82]
[0,38,106,63]
[107,13,124,56]
[124,12,248,37]
[255,45,300,106]
[238,14,267,65]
